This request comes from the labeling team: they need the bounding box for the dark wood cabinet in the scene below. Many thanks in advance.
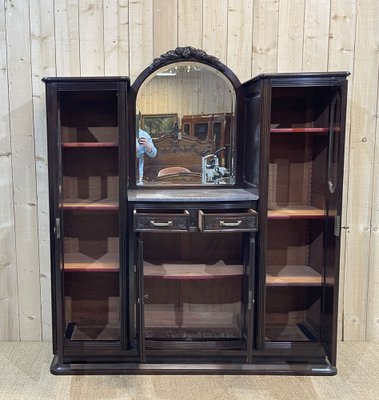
[44,48,348,375]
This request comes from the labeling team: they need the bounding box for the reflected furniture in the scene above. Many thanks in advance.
[44,47,348,375]
[143,135,214,183]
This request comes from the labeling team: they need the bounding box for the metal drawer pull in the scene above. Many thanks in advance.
[219,220,242,227]
[150,220,173,227]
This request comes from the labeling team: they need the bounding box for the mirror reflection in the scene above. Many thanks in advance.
[135,62,236,185]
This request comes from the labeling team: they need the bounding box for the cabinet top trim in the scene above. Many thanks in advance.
[42,76,130,83]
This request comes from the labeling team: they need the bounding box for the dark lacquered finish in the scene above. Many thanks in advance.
[44,49,348,375]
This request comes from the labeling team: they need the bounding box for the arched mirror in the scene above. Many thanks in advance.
[132,47,240,186]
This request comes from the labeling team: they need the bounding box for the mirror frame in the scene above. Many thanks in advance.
[129,46,242,189]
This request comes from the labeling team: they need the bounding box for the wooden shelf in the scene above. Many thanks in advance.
[62,142,118,148]
[64,252,119,272]
[145,310,240,330]
[63,199,118,211]
[266,265,322,286]
[70,324,120,340]
[143,262,244,280]
[265,323,311,341]
[268,206,324,220]
[270,127,329,134]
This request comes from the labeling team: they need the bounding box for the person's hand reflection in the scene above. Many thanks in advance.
[138,137,153,154]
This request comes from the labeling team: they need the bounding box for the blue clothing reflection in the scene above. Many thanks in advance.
[136,129,157,183]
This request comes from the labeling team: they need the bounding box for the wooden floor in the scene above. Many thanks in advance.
[0,342,378,400]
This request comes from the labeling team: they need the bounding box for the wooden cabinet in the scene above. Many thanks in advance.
[182,113,232,151]
[44,48,348,375]
[243,74,348,365]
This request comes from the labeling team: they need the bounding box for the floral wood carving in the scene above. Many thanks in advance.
[149,47,223,71]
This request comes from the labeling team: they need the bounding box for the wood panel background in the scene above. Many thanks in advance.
[137,68,234,118]
[0,0,378,342]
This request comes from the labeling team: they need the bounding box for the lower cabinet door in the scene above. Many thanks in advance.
[135,220,255,360]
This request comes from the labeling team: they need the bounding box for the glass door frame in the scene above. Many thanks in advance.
[133,206,256,362]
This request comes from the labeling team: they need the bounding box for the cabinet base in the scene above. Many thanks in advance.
[51,356,336,376]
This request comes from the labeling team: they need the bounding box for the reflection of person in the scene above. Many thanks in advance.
[136,128,157,183]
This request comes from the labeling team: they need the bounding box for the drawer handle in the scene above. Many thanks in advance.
[150,220,173,227]
[219,220,242,227]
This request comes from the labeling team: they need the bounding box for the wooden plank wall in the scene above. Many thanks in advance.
[0,0,378,342]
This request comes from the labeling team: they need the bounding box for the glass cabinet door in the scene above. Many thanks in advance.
[265,85,341,345]
[141,232,247,341]
[134,211,256,357]
[59,88,121,342]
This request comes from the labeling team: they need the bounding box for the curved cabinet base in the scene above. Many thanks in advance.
[51,356,336,376]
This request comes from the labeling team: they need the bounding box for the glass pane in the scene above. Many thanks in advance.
[194,122,209,141]
[135,62,236,186]
[59,90,120,341]
[244,94,260,187]
[265,219,323,342]
[328,93,342,194]
[265,87,334,342]
[142,232,246,340]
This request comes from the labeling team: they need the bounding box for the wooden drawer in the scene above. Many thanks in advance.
[134,210,190,232]
[198,209,258,232]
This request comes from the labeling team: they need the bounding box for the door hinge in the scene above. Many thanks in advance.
[334,215,341,237]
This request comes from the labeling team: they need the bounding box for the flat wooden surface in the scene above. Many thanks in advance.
[30,0,56,342]
[64,252,119,272]
[63,199,119,210]
[0,1,19,340]
[62,142,118,148]
[2,342,379,398]
[265,323,310,341]
[268,206,325,219]
[145,310,239,329]
[71,324,120,341]
[266,265,322,286]
[270,127,329,133]
[144,262,244,280]
[6,0,42,340]
[1,0,378,345]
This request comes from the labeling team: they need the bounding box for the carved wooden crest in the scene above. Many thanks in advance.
[149,46,223,71]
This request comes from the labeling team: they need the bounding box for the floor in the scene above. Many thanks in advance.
[0,342,378,400]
